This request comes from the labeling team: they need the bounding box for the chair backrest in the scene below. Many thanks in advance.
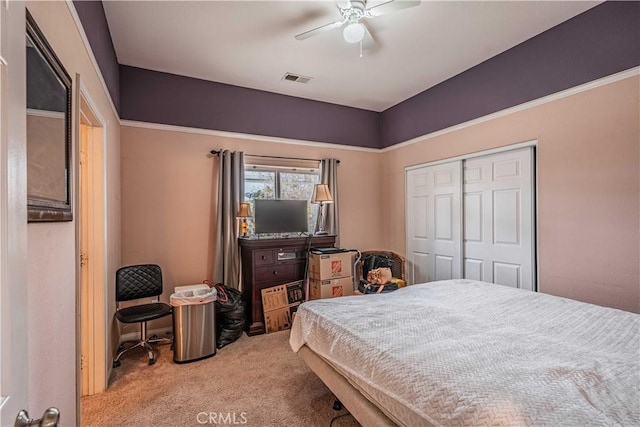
[116,264,163,302]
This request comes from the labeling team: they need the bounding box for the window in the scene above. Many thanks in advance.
[244,162,321,235]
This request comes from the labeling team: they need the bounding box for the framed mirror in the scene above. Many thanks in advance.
[26,10,72,222]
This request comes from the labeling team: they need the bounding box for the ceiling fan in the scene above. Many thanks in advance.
[295,0,420,45]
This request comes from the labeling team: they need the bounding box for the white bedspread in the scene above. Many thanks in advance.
[290,280,640,426]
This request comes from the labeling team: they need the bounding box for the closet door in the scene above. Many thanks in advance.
[463,147,535,290]
[406,162,462,285]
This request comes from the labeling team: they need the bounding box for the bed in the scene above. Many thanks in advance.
[290,279,640,426]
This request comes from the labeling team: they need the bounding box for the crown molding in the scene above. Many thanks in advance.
[382,66,640,153]
[123,68,638,153]
[120,120,381,153]
[63,0,638,154]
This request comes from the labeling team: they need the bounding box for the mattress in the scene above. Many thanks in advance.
[290,279,640,426]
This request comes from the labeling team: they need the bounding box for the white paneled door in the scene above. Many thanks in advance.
[406,161,462,285]
[1,1,29,424]
[464,148,535,290]
[406,146,535,290]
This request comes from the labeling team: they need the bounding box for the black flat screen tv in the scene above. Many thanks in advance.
[254,199,308,235]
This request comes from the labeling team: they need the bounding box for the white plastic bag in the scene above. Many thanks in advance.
[170,287,217,306]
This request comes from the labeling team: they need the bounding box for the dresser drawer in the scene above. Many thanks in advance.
[254,250,274,266]
[239,235,336,336]
[255,264,297,282]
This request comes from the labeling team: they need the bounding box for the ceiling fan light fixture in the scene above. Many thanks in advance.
[343,22,365,43]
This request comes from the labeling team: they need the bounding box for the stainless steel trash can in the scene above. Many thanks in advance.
[170,285,217,363]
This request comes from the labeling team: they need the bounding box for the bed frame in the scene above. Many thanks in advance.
[298,345,401,426]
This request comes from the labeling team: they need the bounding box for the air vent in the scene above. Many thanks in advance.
[282,73,312,84]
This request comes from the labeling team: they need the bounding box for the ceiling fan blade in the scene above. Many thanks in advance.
[295,19,346,41]
[363,22,376,45]
[366,0,420,18]
[360,22,380,54]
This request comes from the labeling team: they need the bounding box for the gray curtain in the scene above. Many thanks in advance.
[320,158,340,246]
[214,150,244,290]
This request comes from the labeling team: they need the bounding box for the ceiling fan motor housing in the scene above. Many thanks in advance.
[294,0,421,44]
[341,0,367,21]
[341,0,367,43]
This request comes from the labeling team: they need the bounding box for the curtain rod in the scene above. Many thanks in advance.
[208,150,339,164]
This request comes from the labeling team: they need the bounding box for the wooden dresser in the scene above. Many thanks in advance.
[239,235,336,336]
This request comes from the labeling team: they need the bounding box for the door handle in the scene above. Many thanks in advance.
[15,408,60,427]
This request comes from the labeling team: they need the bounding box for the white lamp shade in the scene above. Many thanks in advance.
[312,184,334,204]
[343,22,365,44]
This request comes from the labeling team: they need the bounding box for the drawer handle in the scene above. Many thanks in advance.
[261,255,267,260]
[272,270,278,275]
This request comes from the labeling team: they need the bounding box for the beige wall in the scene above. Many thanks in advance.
[382,75,639,313]
[121,76,638,320]
[25,2,121,425]
[120,125,382,331]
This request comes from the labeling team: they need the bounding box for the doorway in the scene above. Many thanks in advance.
[78,92,107,397]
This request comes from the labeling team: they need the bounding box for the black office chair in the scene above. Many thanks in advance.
[113,264,173,367]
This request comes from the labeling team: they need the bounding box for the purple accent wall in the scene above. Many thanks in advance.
[76,1,637,149]
[119,66,380,148]
[73,0,120,112]
[380,1,640,147]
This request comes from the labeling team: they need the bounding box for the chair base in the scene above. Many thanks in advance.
[113,341,156,367]
[113,322,173,367]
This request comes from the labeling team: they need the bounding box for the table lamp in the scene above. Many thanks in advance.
[237,202,251,238]
[312,184,333,235]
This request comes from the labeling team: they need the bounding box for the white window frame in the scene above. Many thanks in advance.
[244,159,322,235]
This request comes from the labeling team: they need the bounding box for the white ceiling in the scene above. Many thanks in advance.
[103,1,600,112]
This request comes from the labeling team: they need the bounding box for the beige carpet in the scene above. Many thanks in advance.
[82,330,360,427]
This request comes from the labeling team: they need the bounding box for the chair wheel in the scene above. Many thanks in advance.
[148,358,156,365]
[117,344,124,352]
[332,399,343,411]
[150,335,158,340]
[113,360,121,368]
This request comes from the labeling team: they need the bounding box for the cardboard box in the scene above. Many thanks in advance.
[261,280,304,334]
[309,277,354,300]
[263,305,300,335]
[308,252,353,280]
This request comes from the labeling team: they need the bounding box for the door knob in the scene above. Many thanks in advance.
[15,408,60,427]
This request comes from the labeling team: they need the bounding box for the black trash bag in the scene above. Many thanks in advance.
[214,283,246,349]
